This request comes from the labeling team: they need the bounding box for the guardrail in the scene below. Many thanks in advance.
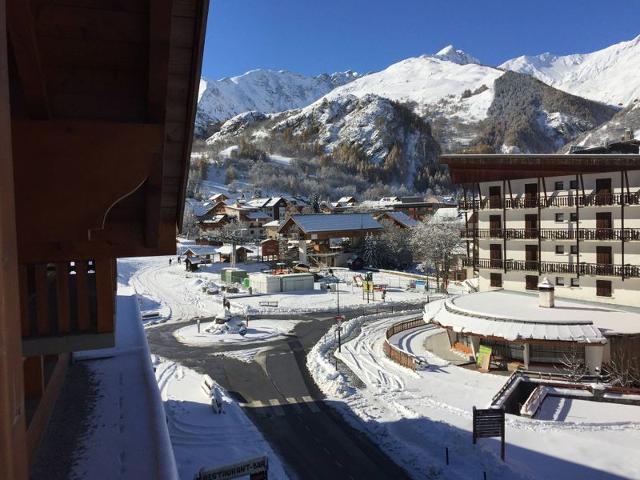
[491,368,602,406]
[383,317,425,371]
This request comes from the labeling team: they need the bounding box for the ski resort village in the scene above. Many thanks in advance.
[2,2,640,480]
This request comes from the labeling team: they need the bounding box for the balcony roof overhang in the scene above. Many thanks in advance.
[440,154,640,184]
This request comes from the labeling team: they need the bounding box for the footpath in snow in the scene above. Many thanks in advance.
[308,301,640,480]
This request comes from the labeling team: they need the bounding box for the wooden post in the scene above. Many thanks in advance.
[0,0,29,475]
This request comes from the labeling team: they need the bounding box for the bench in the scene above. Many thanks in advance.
[258,301,279,308]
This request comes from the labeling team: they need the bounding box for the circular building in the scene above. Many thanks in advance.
[426,285,640,373]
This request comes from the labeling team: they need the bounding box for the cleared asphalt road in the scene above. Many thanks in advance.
[146,312,411,480]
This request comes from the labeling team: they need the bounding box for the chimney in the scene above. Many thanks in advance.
[537,277,555,308]
[623,128,634,141]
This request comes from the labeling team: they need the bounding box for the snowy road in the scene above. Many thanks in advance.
[127,257,411,479]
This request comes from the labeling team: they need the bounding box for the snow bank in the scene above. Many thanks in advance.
[155,357,289,479]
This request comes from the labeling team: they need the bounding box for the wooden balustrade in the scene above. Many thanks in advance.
[20,258,116,356]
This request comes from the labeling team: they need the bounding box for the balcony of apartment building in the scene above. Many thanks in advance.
[458,183,640,211]
[463,258,640,278]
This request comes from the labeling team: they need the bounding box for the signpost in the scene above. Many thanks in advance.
[194,456,268,480]
[472,407,506,461]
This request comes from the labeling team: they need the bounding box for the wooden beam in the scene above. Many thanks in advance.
[176,0,210,229]
[0,0,29,474]
[12,120,163,260]
[7,0,50,118]
[147,0,172,121]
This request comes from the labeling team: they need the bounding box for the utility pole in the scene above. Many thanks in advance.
[335,276,340,315]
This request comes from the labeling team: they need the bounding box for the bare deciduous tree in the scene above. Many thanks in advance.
[603,349,640,388]
[555,349,587,382]
[410,218,462,291]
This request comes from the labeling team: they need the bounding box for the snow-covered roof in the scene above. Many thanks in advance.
[380,211,419,227]
[264,220,280,227]
[284,213,382,234]
[265,197,285,207]
[337,196,355,204]
[429,207,462,223]
[427,291,639,343]
[182,246,218,256]
[217,245,253,255]
[190,201,215,217]
[201,214,227,224]
[245,198,271,208]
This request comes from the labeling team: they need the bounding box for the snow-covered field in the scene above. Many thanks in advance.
[308,301,640,480]
[119,256,428,322]
[154,357,289,480]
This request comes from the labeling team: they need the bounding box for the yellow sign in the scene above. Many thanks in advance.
[363,281,374,292]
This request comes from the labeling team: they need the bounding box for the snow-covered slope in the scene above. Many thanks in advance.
[206,93,444,191]
[560,100,640,151]
[196,69,360,133]
[323,48,502,124]
[500,35,640,106]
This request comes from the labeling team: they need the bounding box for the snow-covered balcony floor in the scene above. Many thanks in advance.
[429,290,640,343]
[31,287,177,480]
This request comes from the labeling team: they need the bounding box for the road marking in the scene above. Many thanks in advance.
[285,397,303,413]
[268,399,285,416]
[301,395,321,413]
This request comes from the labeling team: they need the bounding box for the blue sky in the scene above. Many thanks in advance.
[202,0,640,80]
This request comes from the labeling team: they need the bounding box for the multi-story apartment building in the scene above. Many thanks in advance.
[442,145,640,307]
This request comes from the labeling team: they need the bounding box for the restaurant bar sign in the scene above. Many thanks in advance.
[195,456,268,480]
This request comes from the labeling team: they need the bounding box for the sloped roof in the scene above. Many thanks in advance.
[380,211,419,227]
[182,246,218,256]
[265,197,285,207]
[246,198,271,208]
[429,207,462,223]
[217,245,254,255]
[282,213,382,234]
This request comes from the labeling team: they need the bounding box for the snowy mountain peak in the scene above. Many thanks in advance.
[434,45,480,65]
[195,69,362,134]
[500,35,640,106]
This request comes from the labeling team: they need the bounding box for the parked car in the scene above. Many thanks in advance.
[292,262,311,272]
[347,255,364,270]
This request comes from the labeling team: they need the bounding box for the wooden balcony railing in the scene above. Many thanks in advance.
[20,258,116,356]
[463,258,640,278]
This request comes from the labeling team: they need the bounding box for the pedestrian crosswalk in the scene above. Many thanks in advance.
[239,396,322,416]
